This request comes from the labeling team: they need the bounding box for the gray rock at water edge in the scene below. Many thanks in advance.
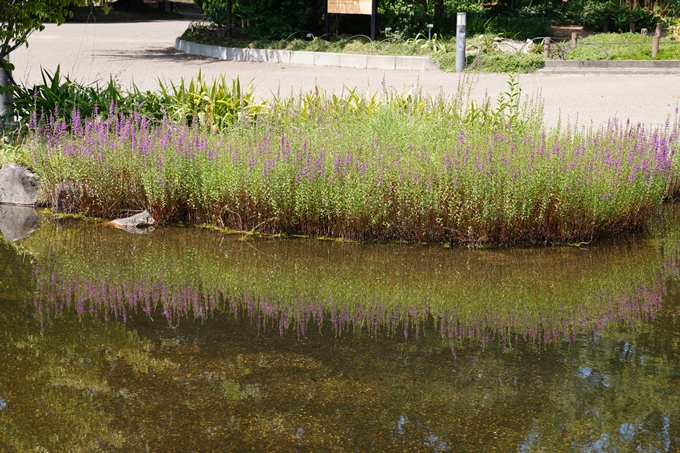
[0,163,40,206]
[111,210,156,233]
[0,205,40,241]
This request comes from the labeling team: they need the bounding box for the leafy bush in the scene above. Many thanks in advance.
[0,140,30,167]
[582,1,659,32]
[236,0,324,40]
[432,10,552,40]
[9,68,259,132]
[10,66,167,128]
[380,0,429,38]
[438,52,544,73]
[202,0,231,27]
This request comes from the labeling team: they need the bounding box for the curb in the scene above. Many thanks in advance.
[175,38,440,71]
[537,60,680,74]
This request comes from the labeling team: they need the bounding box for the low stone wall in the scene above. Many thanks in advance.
[175,38,440,71]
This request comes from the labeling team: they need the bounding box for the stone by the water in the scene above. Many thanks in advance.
[110,210,155,233]
[0,163,40,206]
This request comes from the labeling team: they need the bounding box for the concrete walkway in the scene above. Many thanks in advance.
[12,20,680,128]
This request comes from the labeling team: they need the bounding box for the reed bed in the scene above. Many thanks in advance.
[25,76,680,244]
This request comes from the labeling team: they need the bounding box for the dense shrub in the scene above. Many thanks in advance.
[582,0,659,32]
[20,76,680,245]
[462,52,545,73]
[236,0,325,39]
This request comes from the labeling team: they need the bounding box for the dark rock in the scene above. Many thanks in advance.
[110,210,155,233]
[0,163,40,206]
[0,205,40,241]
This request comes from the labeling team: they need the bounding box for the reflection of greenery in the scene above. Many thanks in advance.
[0,303,177,452]
[0,241,35,301]
[533,322,680,452]
[20,217,671,348]
[1,298,678,451]
[2,218,680,450]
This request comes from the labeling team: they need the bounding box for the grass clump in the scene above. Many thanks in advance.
[436,52,545,73]
[0,139,31,168]
[565,33,680,60]
[21,75,680,245]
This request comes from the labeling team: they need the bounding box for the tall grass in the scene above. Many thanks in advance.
[25,76,680,244]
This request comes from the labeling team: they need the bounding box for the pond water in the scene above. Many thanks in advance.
[1,207,679,452]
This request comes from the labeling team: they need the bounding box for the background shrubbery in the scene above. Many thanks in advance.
[193,0,673,41]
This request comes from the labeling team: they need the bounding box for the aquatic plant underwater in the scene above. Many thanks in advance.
[22,75,680,244]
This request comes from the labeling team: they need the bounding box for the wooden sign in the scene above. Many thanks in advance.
[327,0,373,15]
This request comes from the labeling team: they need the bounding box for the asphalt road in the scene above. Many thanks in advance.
[12,20,680,128]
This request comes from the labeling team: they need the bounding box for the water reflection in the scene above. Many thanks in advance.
[0,210,679,451]
[0,205,40,242]
[22,219,675,349]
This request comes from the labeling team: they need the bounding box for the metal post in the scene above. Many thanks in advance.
[0,59,13,127]
[629,18,635,33]
[571,32,578,48]
[603,14,609,33]
[427,23,433,41]
[542,37,551,58]
[455,12,466,73]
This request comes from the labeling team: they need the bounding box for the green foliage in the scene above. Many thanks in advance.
[9,67,259,130]
[202,0,231,26]
[566,33,680,60]
[438,51,544,73]
[157,73,262,130]
[10,66,165,127]
[582,0,659,32]
[235,0,324,40]
[0,139,30,167]
[380,0,429,38]
[406,33,450,54]
[461,10,552,39]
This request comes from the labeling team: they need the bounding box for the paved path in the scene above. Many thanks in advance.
[12,20,680,128]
